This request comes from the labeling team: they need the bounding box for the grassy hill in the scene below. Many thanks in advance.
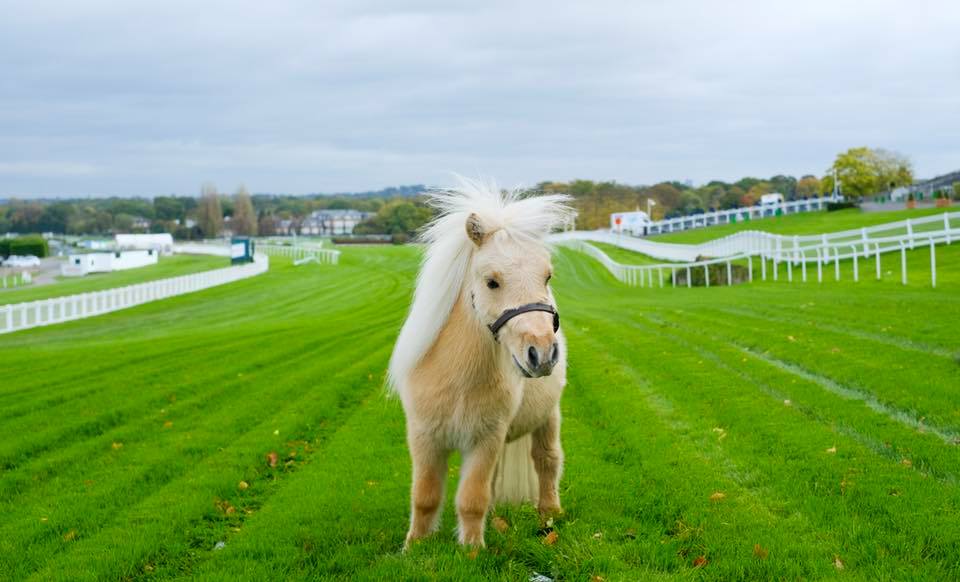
[650,206,954,243]
[1,246,959,580]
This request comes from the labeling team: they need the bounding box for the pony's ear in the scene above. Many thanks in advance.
[465,213,486,247]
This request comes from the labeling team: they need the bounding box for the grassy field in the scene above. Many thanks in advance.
[650,207,954,243]
[2,239,960,580]
[0,254,227,305]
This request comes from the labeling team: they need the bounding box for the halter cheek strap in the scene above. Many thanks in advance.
[487,303,560,339]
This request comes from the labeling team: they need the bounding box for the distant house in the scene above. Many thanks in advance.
[299,210,373,236]
[115,233,174,255]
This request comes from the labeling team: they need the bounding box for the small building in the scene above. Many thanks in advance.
[115,233,174,255]
[760,193,785,206]
[610,211,652,236]
[61,250,159,277]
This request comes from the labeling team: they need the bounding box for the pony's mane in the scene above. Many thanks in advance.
[387,176,575,392]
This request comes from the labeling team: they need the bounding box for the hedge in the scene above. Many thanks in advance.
[1,236,49,258]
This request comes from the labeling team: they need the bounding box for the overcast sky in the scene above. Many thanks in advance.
[2,0,958,198]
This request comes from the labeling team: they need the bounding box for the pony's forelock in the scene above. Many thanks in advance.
[387,176,575,393]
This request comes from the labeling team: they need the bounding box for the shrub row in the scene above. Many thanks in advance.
[0,236,49,258]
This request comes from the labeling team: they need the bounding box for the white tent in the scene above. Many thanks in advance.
[115,233,174,255]
[61,250,159,277]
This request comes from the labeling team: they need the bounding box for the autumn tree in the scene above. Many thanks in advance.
[826,147,913,198]
[232,185,258,236]
[197,183,223,238]
[796,175,821,198]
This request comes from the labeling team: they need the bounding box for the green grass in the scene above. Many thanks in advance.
[651,207,954,243]
[590,241,679,266]
[2,241,960,580]
[0,254,227,305]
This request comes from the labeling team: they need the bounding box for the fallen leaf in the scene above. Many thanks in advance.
[111,442,123,450]
[63,529,77,542]
[787,335,796,342]
[692,555,708,568]
[901,459,913,468]
[225,506,236,515]
[591,576,605,582]
[238,481,249,490]
[593,531,603,539]
[492,516,509,533]
[467,548,479,560]
[163,420,173,429]
[266,451,279,467]
[709,491,726,502]
[624,528,637,539]
[543,531,559,545]
[784,399,792,406]
[753,544,769,559]
[833,555,844,570]
[826,446,837,454]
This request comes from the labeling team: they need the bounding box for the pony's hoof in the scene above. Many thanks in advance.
[538,505,563,523]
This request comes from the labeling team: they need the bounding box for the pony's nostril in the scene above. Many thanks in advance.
[549,342,559,364]
[527,346,539,369]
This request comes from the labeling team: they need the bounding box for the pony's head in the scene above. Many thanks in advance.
[464,212,559,377]
[388,176,575,390]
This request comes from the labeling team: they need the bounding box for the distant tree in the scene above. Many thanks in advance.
[720,186,745,209]
[827,147,913,198]
[113,213,135,232]
[768,175,798,199]
[648,183,682,209]
[744,182,772,206]
[154,196,185,222]
[953,182,960,200]
[197,183,223,238]
[257,212,277,236]
[355,200,432,236]
[796,175,821,198]
[232,185,258,236]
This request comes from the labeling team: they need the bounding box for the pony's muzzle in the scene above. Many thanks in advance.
[524,341,559,377]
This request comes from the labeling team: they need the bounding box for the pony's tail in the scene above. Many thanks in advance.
[493,434,539,505]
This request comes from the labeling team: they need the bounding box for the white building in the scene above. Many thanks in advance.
[299,210,372,236]
[610,211,652,236]
[61,250,159,277]
[115,233,174,255]
[760,193,785,206]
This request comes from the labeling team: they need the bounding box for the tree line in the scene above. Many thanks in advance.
[0,147,925,237]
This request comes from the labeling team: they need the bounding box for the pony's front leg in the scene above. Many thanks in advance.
[532,406,564,517]
[455,438,504,546]
[405,433,448,548]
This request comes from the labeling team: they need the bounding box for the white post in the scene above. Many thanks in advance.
[834,247,840,281]
[659,268,664,288]
[945,213,951,245]
[686,267,692,288]
[900,242,907,285]
[906,219,914,250]
[801,253,807,282]
[930,238,936,288]
[704,265,710,288]
[748,256,753,282]
[816,249,823,282]
[852,246,859,282]
[875,243,882,280]
[726,261,732,286]
[773,256,778,281]
[761,255,767,281]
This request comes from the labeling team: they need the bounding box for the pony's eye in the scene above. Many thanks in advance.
[486,279,500,290]
[545,274,552,285]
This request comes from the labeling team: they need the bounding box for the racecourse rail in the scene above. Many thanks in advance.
[642,194,841,236]
[553,212,960,289]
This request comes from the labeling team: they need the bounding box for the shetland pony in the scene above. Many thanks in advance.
[388,178,575,548]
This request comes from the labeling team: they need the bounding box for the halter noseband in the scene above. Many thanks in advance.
[487,303,560,339]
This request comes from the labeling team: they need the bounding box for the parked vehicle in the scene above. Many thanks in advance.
[1,255,41,268]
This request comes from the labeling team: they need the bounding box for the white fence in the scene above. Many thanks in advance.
[555,211,959,263]
[2,271,30,289]
[642,195,841,236]
[562,223,958,289]
[258,244,340,264]
[0,254,269,335]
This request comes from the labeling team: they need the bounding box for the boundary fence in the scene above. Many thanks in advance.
[0,253,268,335]
[555,212,959,263]
[642,195,841,236]
[560,222,959,290]
[258,244,340,264]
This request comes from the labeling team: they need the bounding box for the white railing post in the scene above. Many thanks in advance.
[852,246,858,282]
[875,243,882,280]
[906,219,914,250]
[900,242,908,285]
[930,238,936,288]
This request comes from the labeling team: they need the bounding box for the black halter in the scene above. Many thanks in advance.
[487,303,560,339]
